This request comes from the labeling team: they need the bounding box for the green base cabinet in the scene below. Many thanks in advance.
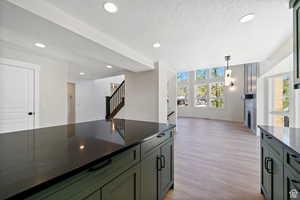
[260,131,284,200]
[271,150,284,200]
[141,136,174,200]
[102,164,140,200]
[85,191,101,200]
[261,141,272,200]
[159,139,174,200]
[259,128,300,200]
[141,148,160,200]
[25,129,175,200]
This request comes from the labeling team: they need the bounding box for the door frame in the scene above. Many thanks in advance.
[0,58,40,129]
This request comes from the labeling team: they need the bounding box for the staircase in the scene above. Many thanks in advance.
[105,80,125,120]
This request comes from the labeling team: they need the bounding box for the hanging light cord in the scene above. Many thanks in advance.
[225,55,231,70]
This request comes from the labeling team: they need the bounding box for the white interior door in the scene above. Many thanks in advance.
[0,63,35,133]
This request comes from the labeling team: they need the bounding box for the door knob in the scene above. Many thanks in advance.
[28,112,34,115]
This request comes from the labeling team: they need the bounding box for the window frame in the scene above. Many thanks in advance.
[193,67,225,109]
[268,73,291,127]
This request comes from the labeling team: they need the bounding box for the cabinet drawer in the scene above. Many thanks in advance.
[261,131,283,159]
[141,130,172,158]
[284,167,300,200]
[27,145,140,200]
[285,149,300,175]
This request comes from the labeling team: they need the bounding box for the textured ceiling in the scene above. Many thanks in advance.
[42,0,292,71]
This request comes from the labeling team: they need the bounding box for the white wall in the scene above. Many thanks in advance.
[167,68,177,124]
[118,62,175,123]
[120,69,159,122]
[0,41,68,128]
[75,75,124,123]
[257,36,298,129]
[178,65,245,122]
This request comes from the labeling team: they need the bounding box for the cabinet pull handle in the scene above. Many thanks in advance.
[265,134,272,139]
[157,133,166,138]
[161,155,166,169]
[291,154,300,164]
[266,157,273,174]
[88,159,112,172]
[264,157,268,170]
[157,156,162,171]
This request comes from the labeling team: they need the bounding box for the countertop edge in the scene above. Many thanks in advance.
[258,125,300,155]
[6,124,176,200]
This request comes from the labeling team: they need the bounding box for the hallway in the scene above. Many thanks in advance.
[164,118,264,200]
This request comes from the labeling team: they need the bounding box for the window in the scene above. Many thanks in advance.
[177,72,189,82]
[178,66,225,109]
[177,87,189,106]
[209,82,224,108]
[269,74,290,127]
[194,82,224,108]
[195,69,209,80]
[194,85,209,107]
[210,67,225,79]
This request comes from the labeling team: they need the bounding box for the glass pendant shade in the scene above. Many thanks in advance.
[224,69,232,86]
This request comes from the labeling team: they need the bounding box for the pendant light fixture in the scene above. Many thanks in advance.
[224,55,233,86]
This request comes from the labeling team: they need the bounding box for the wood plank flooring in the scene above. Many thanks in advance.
[164,117,264,200]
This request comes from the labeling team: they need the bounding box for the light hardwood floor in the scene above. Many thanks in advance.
[164,118,264,200]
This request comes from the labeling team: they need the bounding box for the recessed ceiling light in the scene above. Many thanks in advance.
[240,14,255,23]
[153,42,161,48]
[79,72,85,76]
[104,2,118,13]
[34,43,46,48]
[106,65,112,69]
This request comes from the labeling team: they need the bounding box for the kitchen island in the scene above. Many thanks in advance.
[0,119,175,200]
[258,126,300,200]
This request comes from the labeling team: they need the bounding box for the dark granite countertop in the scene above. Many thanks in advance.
[0,119,175,200]
[258,125,300,154]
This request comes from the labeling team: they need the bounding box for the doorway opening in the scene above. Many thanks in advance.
[67,82,76,124]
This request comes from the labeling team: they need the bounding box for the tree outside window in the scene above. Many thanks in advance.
[211,67,225,79]
[195,69,209,80]
[177,72,189,82]
[209,82,224,108]
[283,75,289,111]
[270,74,290,127]
[195,85,209,107]
[178,66,225,109]
[194,82,224,108]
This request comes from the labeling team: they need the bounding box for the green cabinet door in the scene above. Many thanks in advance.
[284,167,300,200]
[102,164,140,200]
[270,151,284,200]
[261,142,272,200]
[293,0,300,88]
[141,148,160,200]
[159,140,174,200]
[85,191,101,200]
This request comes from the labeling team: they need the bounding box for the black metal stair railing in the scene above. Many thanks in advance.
[105,80,125,120]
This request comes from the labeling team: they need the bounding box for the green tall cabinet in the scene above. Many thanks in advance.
[291,0,300,88]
